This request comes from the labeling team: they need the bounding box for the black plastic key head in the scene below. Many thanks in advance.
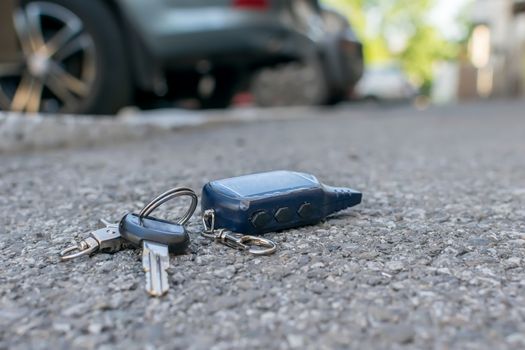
[119,213,190,254]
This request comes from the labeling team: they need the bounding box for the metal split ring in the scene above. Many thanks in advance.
[139,187,198,225]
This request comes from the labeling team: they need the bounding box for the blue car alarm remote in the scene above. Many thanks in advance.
[201,170,362,235]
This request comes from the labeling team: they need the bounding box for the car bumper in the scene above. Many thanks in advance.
[156,24,314,68]
[120,5,315,67]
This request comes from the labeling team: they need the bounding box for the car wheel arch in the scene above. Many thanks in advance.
[98,0,162,94]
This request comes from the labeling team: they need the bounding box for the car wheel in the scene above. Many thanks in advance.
[0,0,130,114]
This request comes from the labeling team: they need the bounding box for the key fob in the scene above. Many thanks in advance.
[201,170,362,235]
[119,213,190,254]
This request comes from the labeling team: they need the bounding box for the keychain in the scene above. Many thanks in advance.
[58,186,277,296]
[59,170,362,297]
[60,187,197,297]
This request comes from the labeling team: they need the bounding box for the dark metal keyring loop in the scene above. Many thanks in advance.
[138,187,198,225]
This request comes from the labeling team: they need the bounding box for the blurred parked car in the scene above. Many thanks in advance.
[251,5,364,106]
[0,0,331,114]
[319,7,364,103]
[354,65,419,102]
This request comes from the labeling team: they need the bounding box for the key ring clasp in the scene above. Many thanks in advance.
[60,221,122,261]
[215,229,277,255]
[202,210,277,255]
[59,236,99,261]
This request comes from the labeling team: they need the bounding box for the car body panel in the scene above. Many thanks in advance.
[113,0,317,67]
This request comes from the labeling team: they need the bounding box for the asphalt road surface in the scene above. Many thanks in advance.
[1,101,525,349]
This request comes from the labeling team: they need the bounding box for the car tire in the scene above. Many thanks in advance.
[319,37,345,106]
[0,0,130,114]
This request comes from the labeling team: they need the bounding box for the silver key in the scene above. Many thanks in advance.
[142,241,170,297]
[119,187,197,297]
[120,212,189,297]
[60,220,122,261]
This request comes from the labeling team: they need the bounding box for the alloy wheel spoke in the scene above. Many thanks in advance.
[10,73,35,112]
[54,34,91,62]
[46,72,79,108]
[25,79,43,113]
[44,17,83,58]
[49,62,89,97]
[25,4,46,53]
[13,9,34,57]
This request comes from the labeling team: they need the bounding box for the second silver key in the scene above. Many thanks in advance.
[118,187,196,297]
[142,240,170,296]
[119,213,190,297]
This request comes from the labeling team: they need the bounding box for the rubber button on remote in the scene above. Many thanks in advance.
[297,203,314,218]
[274,207,292,223]
[250,210,272,228]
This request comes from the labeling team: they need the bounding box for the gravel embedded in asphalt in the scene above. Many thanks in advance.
[1,101,525,349]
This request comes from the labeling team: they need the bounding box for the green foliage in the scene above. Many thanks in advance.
[399,25,458,93]
[364,37,391,64]
[321,0,460,91]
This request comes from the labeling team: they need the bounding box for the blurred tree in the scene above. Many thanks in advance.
[399,25,458,93]
[322,0,459,93]
[321,0,390,63]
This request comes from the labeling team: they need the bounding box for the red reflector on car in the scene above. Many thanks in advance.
[232,0,269,11]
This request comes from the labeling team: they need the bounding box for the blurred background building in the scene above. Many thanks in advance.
[325,0,525,103]
[323,0,469,104]
[460,0,525,99]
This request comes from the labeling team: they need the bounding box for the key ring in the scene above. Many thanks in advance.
[139,187,198,225]
[202,210,277,255]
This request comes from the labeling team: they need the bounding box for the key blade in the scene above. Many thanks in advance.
[142,240,170,297]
